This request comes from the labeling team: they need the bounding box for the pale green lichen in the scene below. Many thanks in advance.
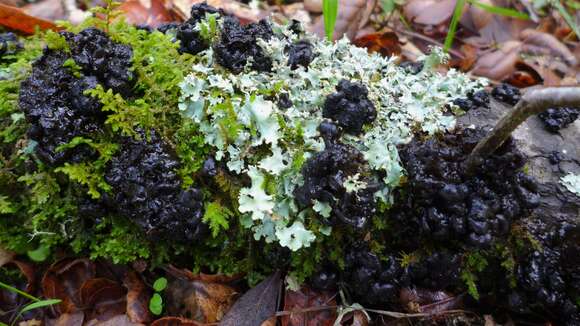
[561,173,580,197]
[178,20,486,250]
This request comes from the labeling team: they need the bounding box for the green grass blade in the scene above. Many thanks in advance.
[467,0,530,19]
[323,0,339,41]
[19,299,61,314]
[0,281,39,302]
[553,0,580,38]
[444,0,466,52]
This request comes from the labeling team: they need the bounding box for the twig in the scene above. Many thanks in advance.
[464,86,580,175]
[274,305,470,319]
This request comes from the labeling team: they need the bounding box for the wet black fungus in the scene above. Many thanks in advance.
[277,93,293,109]
[0,32,22,58]
[453,90,490,111]
[491,83,521,106]
[201,156,217,177]
[294,140,377,229]
[508,219,580,324]
[176,3,224,55]
[323,80,377,135]
[287,40,314,70]
[537,107,579,133]
[408,251,462,290]
[391,128,539,249]
[157,22,181,34]
[104,130,207,242]
[18,50,105,165]
[214,16,273,73]
[310,266,339,291]
[343,246,409,306]
[66,28,135,97]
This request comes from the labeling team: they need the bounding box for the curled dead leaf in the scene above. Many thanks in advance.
[0,3,59,34]
[85,314,145,326]
[80,278,127,322]
[50,311,85,326]
[166,278,237,323]
[521,29,577,66]
[123,271,152,324]
[311,0,376,41]
[280,287,336,326]
[353,31,401,57]
[42,258,96,314]
[472,40,522,80]
[165,265,243,284]
[118,0,180,28]
[403,0,456,26]
[151,316,204,326]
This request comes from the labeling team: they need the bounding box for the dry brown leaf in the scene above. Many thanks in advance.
[151,317,205,326]
[22,0,66,23]
[0,247,15,267]
[399,288,463,314]
[280,287,336,326]
[42,259,96,314]
[85,314,145,326]
[304,0,322,14]
[353,31,401,57]
[172,0,259,24]
[51,312,85,326]
[403,0,455,26]
[0,3,58,34]
[311,0,376,41]
[350,311,369,326]
[80,278,127,323]
[166,278,237,323]
[165,265,243,284]
[18,319,42,326]
[520,29,577,66]
[472,40,522,80]
[123,271,152,324]
[118,0,180,27]
[260,316,277,326]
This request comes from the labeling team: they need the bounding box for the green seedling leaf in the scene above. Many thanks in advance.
[149,293,163,315]
[27,244,50,262]
[0,281,40,302]
[467,0,530,19]
[153,277,168,292]
[323,0,339,41]
[444,0,466,52]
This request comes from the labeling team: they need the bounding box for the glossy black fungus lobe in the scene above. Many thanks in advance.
[323,80,377,135]
[343,246,409,306]
[214,16,273,73]
[19,50,105,165]
[104,130,207,242]
[491,83,521,106]
[65,27,134,97]
[537,107,579,133]
[294,137,377,229]
[176,2,223,55]
[287,40,314,70]
[453,90,490,111]
[391,128,539,249]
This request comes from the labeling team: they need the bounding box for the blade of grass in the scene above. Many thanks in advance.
[11,299,61,326]
[552,0,580,38]
[0,281,39,302]
[444,0,466,52]
[323,0,339,41]
[467,0,530,19]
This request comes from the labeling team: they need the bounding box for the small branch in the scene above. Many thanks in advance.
[464,86,580,175]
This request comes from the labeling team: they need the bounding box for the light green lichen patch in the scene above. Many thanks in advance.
[561,173,580,196]
[178,20,486,250]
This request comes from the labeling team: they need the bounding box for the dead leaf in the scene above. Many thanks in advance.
[166,278,237,323]
[351,311,369,326]
[304,0,322,14]
[0,247,15,267]
[472,40,522,80]
[42,258,96,314]
[403,0,455,26]
[0,260,39,324]
[399,288,463,314]
[311,0,376,41]
[219,271,281,326]
[260,316,277,326]
[85,314,145,326]
[123,271,152,324]
[353,31,401,57]
[280,287,336,326]
[80,278,127,322]
[18,319,42,326]
[118,0,180,28]
[151,317,204,326]
[520,29,577,66]
[165,265,243,284]
[171,0,259,24]
[22,0,66,23]
[0,3,59,34]
[51,312,85,326]
[504,61,545,87]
